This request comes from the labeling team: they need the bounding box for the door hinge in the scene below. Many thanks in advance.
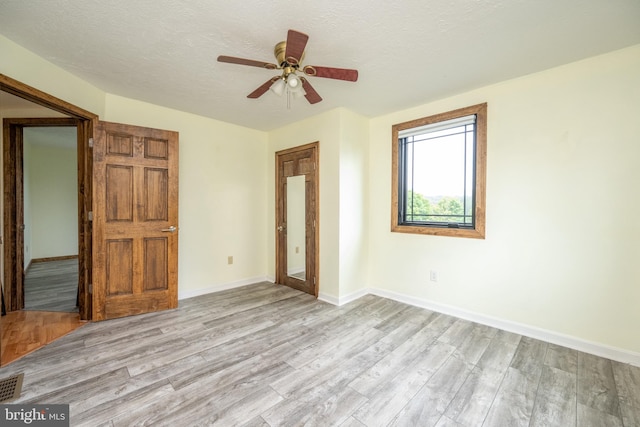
[88,211,93,221]
[88,283,93,293]
[314,277,316,284]
[88,138,94,148]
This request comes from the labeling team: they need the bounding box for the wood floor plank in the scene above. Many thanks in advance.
[619,402,640,427]
[434,415,466,427]
[481,337,548,426]
[271,326,387,398]
[353,340,456,426]
[0,282,638,426]
[349,313,456,397]
[577,352,621,417]
[611,360,640,410]
[545,343,578,374]
[73,354,207,416]
[481,367,540,427]
[268,386,367,427]
[447,323,497,368]
[510,336,548,380]
[339,417,367,427]
[390,353,471,427]
[529,365,577,427]
[160,365,290,427]
[73,381,176,427]
[577,402,624,427]
[1,310,86,365]
[444,331,521,425]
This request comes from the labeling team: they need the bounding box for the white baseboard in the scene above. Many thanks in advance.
[368,287,640,367]
[317,292,340,305]
[318,288,369,306]
[178,276,271,300]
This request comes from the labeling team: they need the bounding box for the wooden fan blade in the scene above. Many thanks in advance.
[218,55,277,70]
[303,65,358,82]
[247,77,280,99]
[301,78,322,104]
[285,30,309,65]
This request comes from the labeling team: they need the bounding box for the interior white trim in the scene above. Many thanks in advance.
[366,287,640,368]
[178,276,270,300]
[328,289,368,305]
[317,292,340,306]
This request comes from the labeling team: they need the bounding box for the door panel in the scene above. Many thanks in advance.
[276,142,318,296]
[93,121,178,321]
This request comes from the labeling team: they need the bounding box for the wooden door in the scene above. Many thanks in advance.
[275,142,318,296]
[92,121,178,321]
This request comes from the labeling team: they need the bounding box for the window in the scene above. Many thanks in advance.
[391,103,487,238]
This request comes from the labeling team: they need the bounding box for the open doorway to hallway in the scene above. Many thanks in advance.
[22,125,79,313]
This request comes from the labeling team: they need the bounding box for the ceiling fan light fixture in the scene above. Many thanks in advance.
[291,87,307,99]
[287,74,301,88]
[270,78,286,96]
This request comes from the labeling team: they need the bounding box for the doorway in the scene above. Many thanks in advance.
[1,75,95,321]
[22,124,80,313]
[3,118,87,316]
[275,142,319,296]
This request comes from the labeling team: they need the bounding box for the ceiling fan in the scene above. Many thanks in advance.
[217,29,358,105]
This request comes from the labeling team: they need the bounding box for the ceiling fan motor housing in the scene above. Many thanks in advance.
[274,40,304,68]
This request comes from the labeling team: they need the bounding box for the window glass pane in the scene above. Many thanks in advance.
[403,123,474,226]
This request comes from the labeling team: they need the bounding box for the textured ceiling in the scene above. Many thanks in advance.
[1,0,639,131]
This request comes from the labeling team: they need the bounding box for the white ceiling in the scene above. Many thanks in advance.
[1,0,639,131]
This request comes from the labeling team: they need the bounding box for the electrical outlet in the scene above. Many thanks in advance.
[227,256,233,265]
[430,270,438,282]
[295,246,299,254]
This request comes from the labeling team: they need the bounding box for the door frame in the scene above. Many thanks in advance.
[1,73,97,320]
[3,117,78,312]
[275,141,319,296]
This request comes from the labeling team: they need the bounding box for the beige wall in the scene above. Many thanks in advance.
[337,109,369,298]
[367,44,640,355]
[26,143,78,259]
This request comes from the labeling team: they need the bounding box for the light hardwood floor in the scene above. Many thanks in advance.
[0,282,638,426]
[1,310,86,365]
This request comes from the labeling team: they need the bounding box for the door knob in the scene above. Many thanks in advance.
[277,225,285,232]
[161,226,177,233]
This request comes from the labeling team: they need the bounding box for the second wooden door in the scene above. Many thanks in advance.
[276,142,319,296]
